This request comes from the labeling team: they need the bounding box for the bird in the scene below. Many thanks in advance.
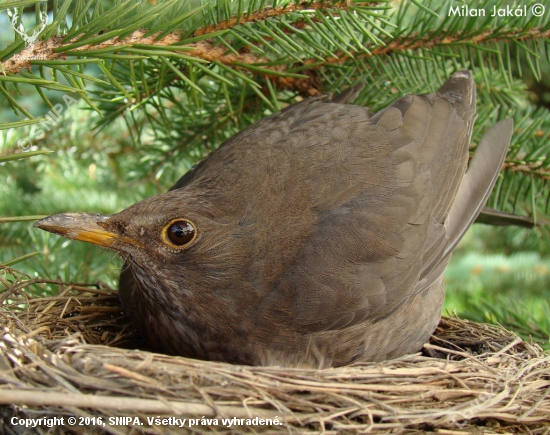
[35,70,513,368]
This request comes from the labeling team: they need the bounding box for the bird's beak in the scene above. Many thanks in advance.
[34,213,120,248]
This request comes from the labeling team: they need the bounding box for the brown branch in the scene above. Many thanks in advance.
[2,0,376,76]
[1,29,320,94]
[316,26,550,67]
[2,14,549,96]
[193,0,359,36]
[503,161,550,181]
[1,30,266,76]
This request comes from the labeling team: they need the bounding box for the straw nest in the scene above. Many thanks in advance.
[1,274,549,434]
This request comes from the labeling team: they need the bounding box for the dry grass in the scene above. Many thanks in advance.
[1,275,549,434]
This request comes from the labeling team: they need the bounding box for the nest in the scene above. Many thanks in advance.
[1,276,549,434]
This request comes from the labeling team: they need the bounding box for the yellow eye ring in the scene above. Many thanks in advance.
[161,218,197,249]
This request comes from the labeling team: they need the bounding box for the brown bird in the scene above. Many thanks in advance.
[35,71,513,368]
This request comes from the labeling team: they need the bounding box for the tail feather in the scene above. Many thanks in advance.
[444,119,514,256]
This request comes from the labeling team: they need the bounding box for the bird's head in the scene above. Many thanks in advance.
[35,185,258,351]
[34,190,203,262]
[33,186,251,295]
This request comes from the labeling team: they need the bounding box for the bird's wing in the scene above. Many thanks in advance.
[415,119,513,301]
[260,72,512,334]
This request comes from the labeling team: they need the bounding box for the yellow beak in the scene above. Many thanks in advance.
[34,213,122,248]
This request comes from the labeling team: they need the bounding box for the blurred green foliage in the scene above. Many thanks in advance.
[446,225,550,348]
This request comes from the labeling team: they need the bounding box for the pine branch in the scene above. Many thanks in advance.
[3,1,380,77]
[319,26,550,67]
[193,0,364,36]
[4,23,548,97]
[504,161,550,181]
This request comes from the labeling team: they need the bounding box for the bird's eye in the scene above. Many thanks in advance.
[162,219,197,249]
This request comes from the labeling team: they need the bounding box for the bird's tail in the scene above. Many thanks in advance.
[444,118,513,256]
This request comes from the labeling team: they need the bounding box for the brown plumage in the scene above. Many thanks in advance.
[35,70,513,368]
